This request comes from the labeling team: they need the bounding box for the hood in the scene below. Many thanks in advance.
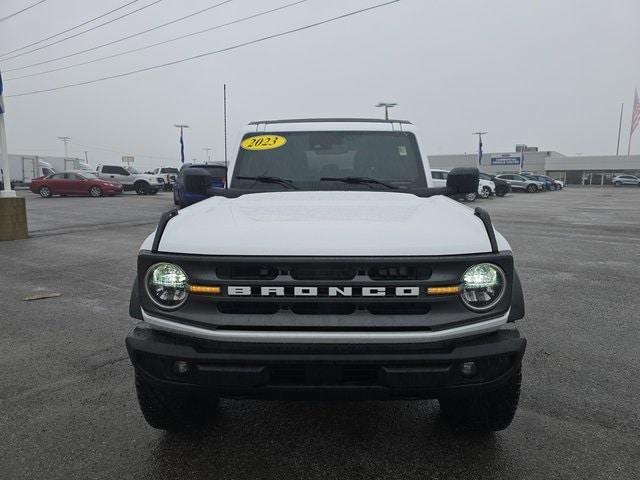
[145,191,510,256]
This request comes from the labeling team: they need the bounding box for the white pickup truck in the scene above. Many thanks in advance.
[95,165,164,195]
[148,166,179,191]
[126,118,526,433]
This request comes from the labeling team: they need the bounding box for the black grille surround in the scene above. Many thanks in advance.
[137,251,514,331]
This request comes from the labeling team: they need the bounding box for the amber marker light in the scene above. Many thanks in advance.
[188,285,221,294]
[426,285,461,295]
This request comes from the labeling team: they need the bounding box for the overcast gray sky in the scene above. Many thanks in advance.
[1,0,639,170]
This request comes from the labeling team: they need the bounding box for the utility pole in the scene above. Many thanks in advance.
[84,151,88,164]
[472,132,487,166]
[57,136,71,158]
[616,103,624,155]
[203,147,212,163]
[174,125,189,163]
[376,102,397,120]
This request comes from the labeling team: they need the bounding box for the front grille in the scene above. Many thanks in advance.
[218,302,279,314]
[290,265,355,280]
[138,252,514,328]
[214,302,430,315]
[217,265,278,280]
[368,265,431,280]
[290,303,356,315]
[367,303,430,315]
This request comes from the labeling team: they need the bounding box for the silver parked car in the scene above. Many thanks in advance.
[494,174,544,193]
[612,174,640,186]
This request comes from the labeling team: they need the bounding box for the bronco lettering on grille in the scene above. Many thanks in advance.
[227,286,421,297]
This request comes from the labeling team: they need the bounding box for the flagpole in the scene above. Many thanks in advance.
[0,71,16,198]
[472,131,487,166]
[174,124,189,164]
[223,83,228,187]
[616,103,624,156]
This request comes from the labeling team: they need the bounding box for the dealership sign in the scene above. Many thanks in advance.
[491,156,521,165]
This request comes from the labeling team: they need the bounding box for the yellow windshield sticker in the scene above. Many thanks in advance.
[241,135,287,151]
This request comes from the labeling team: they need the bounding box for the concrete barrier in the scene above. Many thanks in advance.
[0,197,28,240]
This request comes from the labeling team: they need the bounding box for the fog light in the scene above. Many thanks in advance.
[172,360,190,375]
[459,361,478,378]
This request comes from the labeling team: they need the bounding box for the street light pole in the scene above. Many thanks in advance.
[57,136,71,158]
[375,102,397,120]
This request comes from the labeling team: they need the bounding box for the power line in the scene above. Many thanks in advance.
[4,0,238,73]
[0,0,48,24]
[3,0,237,72]
[0,0,142,58]
[0,0,165,63]
[6,0,400,98]
[4,0,307,81]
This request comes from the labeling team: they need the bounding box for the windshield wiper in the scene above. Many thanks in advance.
[235,175,298,190]
[320,176,397,189]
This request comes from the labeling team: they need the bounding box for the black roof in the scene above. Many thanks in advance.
[248,118,412,125]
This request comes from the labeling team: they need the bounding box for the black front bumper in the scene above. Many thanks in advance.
[126,327,526,399]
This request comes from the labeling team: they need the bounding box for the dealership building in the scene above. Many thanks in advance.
[429,147,640,185]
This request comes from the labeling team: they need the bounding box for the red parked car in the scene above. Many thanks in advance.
[31,171,123,198]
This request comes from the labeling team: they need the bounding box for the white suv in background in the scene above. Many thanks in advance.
[431,169,495,200]
[612,174,640,186]
[149,166,179,190]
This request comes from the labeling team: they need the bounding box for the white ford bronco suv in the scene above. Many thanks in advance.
[126,118,526,432]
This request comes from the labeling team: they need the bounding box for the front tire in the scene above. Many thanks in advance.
[134,371,218,431]
[526,184,537,193]
[480,186,491,199]
[614,181,621,186]
[135,182,149,195]
[89,186,103,197]
[39,186,52,198]
[439,371,522,432]
[464,192,477,202]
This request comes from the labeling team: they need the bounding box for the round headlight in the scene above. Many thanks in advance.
[460,263,506,311]
[145,262,188,309]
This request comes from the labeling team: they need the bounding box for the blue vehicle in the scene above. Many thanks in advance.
[173,162,227,208]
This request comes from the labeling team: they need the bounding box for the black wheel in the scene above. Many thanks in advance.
[134,370,218,431]
[135,182,149,195]
[496,189,506,197]
[464,192,477,202]
[480,186,491,199]
[614,181,621,186]
[89,186,103,197]
[526,184,537,193]
[439,371,521,432]
[39,186,52,198]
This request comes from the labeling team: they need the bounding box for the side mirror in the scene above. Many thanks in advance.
[446,167,479,194]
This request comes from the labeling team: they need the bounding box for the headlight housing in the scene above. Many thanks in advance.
[145,262,188,309]
[460,263,506,311]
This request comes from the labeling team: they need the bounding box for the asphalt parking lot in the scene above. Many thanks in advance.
[1,188,639,479]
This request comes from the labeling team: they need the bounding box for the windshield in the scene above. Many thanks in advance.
[125,167,140,174]
[80,172,99,179]
[161,167,179,173]
[232,131,426,190]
